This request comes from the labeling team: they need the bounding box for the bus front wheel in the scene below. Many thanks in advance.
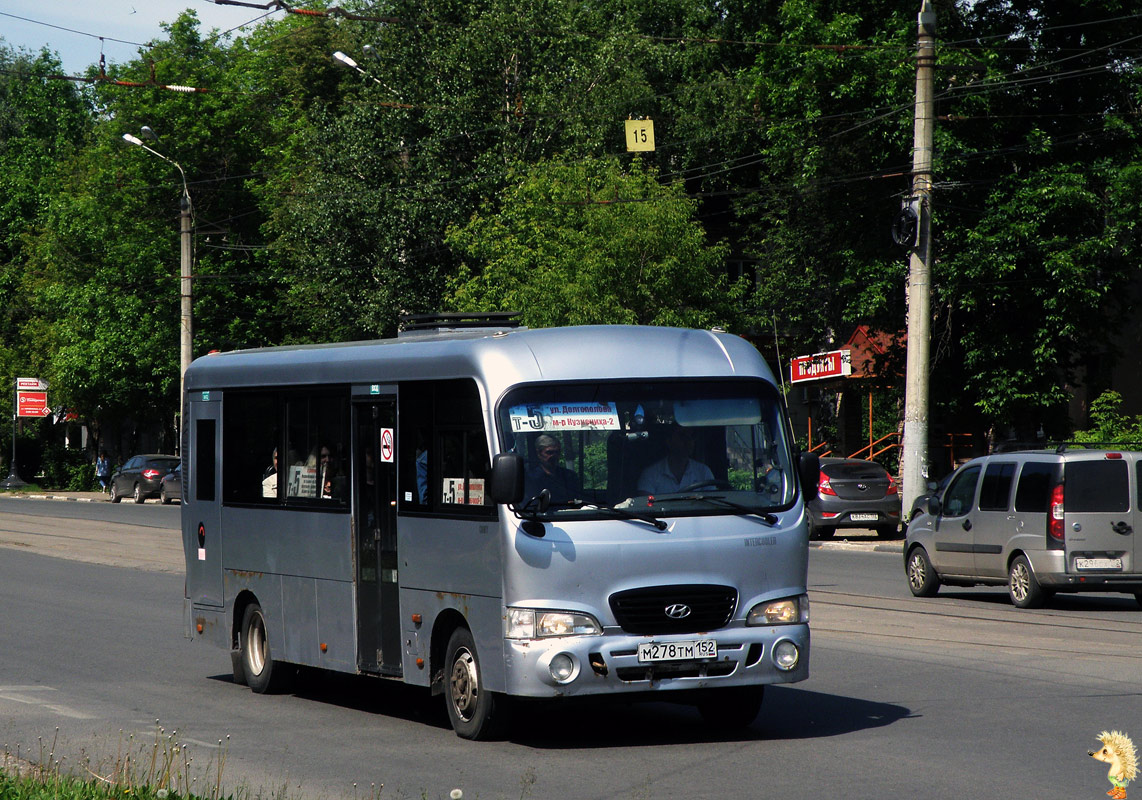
[444,627,502,740]
[240,603,281,693]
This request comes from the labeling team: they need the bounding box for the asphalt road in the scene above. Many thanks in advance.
[0,497,1139,800]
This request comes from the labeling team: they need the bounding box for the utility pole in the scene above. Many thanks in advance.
[122,131,193,454]
[180,192,193,450]
[901,0,936,513]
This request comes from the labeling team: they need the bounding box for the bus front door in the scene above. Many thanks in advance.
[354,399,401,676]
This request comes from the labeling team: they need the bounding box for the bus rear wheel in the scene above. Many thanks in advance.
[240,602,282,693]
[444,627,502,740]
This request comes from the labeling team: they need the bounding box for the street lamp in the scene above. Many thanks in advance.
[121,130,193,450]
[332,50,404,98]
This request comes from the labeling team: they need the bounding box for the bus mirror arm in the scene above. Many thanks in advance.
[798,451,820,501]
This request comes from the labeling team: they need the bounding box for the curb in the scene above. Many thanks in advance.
[2,492,108,503]
[810,539,903,553]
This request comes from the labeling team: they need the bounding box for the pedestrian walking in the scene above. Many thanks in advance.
[96,451,111,493]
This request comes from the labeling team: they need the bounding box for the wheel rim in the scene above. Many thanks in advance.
[246,611,267,676]
[908,553,927,590]
[449,647,479,722]
[134,484,141,501]
[1010,562,1030,601]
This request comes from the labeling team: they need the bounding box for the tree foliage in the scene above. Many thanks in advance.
[1,0,1142,466]
[447,156,741,329]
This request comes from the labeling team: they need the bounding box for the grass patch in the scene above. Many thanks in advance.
[2,723,233,800]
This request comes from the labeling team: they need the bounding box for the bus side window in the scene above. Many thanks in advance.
[399,379,493,515]
[196,419,216,502]
[283,393,348,506]
[222,391,278,504]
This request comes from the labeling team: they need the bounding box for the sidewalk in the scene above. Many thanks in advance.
[0,489,184,572]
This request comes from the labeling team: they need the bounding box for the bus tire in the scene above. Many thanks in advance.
[444,627,501,740]
[697,686,764,728]
[240,602,281,693]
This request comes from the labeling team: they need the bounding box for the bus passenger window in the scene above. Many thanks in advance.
[398,379,494,516]
[222,392,278,504]
[283,394,348,506]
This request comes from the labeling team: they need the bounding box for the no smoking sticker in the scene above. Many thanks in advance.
[380,428,394,463]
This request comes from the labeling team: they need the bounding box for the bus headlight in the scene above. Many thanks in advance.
[506,608,602,639]
[746,594,809,626]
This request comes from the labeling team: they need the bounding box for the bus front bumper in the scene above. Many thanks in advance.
[502,624,809,698]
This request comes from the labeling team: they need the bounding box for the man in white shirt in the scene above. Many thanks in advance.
[637,423,714,495]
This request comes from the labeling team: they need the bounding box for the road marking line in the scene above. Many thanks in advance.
[0,686,95,719]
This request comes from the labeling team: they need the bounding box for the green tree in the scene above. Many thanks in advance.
[1072,391,1142,446]
[446,156,742,329]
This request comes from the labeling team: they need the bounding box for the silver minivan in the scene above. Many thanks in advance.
[904,448,1142,608]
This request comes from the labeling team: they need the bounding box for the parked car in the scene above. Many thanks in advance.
[160,463,182,505]
[905,472,952,531]
[110,454,180,504]
[807,457,902,540]
[904,448,1142,609]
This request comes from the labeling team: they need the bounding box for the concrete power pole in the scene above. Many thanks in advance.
[180,192,193,451]
[901,1,936,514]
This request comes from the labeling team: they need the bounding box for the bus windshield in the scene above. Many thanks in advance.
[497,379,797,520]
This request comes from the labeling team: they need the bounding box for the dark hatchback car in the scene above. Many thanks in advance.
[110,454,180,504]
[160,463,182,505]
[808,457,902,539]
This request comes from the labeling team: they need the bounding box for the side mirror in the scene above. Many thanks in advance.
[925,496,942,517]
[798,451,820,501]
[488,452,524,505]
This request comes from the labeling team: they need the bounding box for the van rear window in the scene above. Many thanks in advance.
[1065,461,1129,512]
[1013,462,1058,512]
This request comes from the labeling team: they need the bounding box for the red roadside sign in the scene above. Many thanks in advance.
[790,349,852,384]
[17,391,51,417]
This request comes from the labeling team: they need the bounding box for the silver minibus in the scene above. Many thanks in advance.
[181,317,819,738]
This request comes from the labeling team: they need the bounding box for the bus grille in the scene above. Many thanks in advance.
[609,585,737,634]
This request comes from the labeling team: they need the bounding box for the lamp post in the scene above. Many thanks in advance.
[122,131,193,451]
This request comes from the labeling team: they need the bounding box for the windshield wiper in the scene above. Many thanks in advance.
[680,494,779,525]
[520,497,669,531]
[578,503,669,531]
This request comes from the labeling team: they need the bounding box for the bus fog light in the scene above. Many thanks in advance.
[772,640,799,671]
[549,653,576,683]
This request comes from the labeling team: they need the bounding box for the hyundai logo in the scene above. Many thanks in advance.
[664,603,692,619]
[857,483,869,491]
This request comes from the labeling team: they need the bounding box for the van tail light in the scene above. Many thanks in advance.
[1048,483,1065,545]
[885,474,899,496]
[818,472,837,496]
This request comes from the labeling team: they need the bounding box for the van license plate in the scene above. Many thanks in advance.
[849,513,879,522]
[1075,557,1122,570]
[638,640,717,663]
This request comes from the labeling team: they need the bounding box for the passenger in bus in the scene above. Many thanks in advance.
[261,448,279,498]
[319,444,340,499]
[524,434,579,504]
[637,423,713,495]
[415,430,429,504]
